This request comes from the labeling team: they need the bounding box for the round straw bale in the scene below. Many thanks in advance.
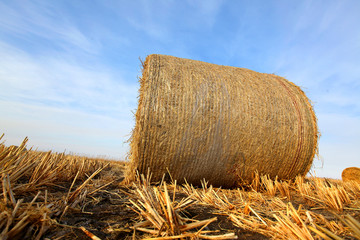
[342,167,360,183]
[126,54,318,188]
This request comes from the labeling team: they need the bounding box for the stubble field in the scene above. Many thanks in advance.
[1,136,359,240]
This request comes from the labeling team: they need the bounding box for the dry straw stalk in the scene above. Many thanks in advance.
[127,54,318,187]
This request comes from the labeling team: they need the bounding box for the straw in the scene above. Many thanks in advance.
[127,54,318,187]
[342,167,360,184]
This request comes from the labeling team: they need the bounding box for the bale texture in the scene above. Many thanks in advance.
[127,54,318,187]
[342,167,360,183]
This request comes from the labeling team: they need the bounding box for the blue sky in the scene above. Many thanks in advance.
[0,0,359,178]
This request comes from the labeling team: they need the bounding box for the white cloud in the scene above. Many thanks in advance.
[0,1,101,54]
[0,40,138,117]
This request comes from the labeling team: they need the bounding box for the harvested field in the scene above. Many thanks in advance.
[1,136,359,239]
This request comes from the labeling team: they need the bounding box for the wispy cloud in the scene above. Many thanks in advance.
[0,0,101,54]
[0,40,137,117]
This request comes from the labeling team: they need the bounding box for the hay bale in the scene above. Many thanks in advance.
[127,54,318,187]
[342,167,360,183]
